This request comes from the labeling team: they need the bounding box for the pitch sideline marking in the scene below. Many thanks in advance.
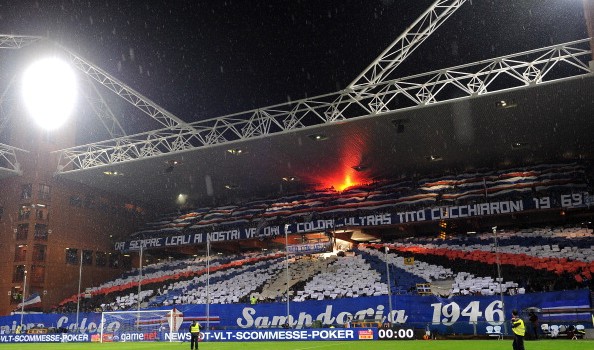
[294,342,350,350]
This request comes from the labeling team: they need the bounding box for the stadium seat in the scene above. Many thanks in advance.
[486,325,503,340]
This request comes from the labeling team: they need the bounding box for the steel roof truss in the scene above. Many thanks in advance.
[52,39,592,173]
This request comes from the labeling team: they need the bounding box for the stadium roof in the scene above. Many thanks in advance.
[57,73,594,210]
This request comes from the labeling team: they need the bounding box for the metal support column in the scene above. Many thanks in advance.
[76,250,83,332]
[385,246,393,325]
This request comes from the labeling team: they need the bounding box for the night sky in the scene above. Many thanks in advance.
[0,0,588,129]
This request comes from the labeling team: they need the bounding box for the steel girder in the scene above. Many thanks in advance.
[0,75,17,136]
[1,34,191,171]
[0,35,41,138]
[0,34,41,49]
[349,0,468,90]
[0,36,190,131]
[65,49,196,131]
[54,39,593,173]
[0,142,27,174]
[80,75,127,138]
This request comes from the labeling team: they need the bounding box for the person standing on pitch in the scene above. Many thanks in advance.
[528,310,539,339]
[189,320,201,350]
[511,309,525,350]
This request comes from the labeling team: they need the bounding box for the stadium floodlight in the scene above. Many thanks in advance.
[22,57,77,130]
[176,193,188,205]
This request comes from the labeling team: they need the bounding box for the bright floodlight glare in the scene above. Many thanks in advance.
[22,57,77,130]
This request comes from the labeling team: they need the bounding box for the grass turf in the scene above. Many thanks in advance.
[1,340,593,350]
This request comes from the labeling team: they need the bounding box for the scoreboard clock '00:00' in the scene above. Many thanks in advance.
[377,327,416,340]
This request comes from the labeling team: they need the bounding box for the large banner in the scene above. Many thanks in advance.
[105,328,372,342]
[287,242,332,254]
[1,289,589,341]
[0,333,90,343]
[115,226,282,251]
[115,192,591,251]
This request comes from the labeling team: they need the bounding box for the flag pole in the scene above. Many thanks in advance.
[76,249,83,333]
[493,226,508,335]
[285,226,290,325]
[136,244,143,331]
[20,268,27,327]
[385,246,393,325]
[206,236,211,331]
[138,244,143,312]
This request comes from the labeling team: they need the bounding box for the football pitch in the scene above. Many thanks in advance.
[2,340,593,350]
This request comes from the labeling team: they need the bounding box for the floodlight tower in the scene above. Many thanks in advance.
[0,35,143,316]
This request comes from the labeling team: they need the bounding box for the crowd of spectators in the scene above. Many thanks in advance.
[53,222,593,313]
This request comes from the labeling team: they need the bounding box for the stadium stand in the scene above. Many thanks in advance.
[155,256,286,306]
[128,162,589,242]
[295,255,386,301]
[259,255,338,302]
[54,220,594,313]
[52,160,592,312]
[55,251,285,312]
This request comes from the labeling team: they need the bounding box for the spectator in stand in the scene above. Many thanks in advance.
[344,315,352,328]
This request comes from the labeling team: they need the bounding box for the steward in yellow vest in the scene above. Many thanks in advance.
[511,310,525,350]
[189,321,200,350]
